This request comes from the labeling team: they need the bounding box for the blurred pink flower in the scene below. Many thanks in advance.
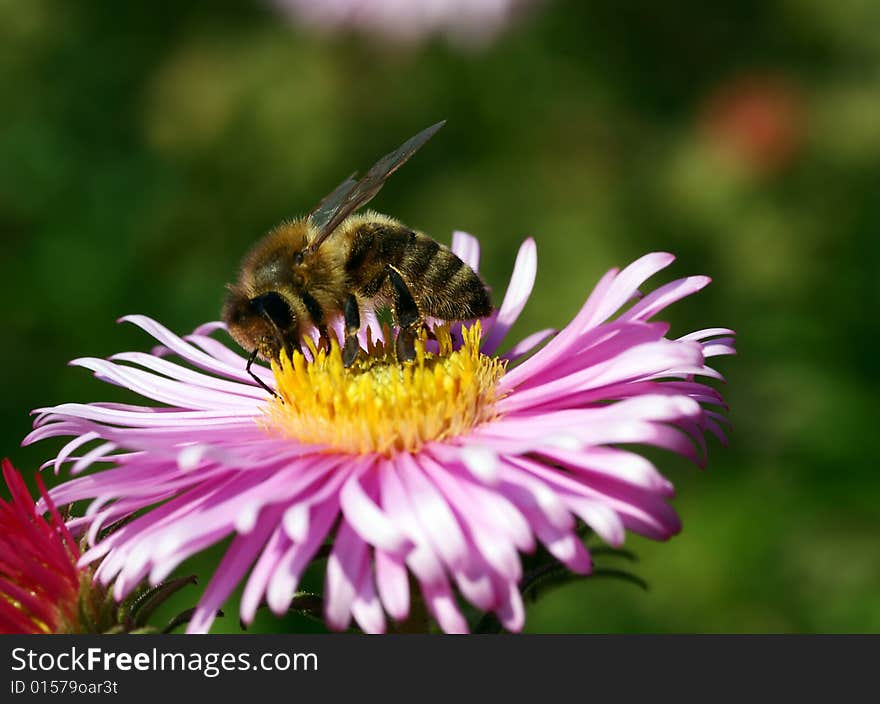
[270,0,538,46]
[26,233,734,633]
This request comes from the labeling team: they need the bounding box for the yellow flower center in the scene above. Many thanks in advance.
[264,323,506,455]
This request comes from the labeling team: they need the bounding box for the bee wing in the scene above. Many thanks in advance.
[304,120,445,255]
[307,172,358,230]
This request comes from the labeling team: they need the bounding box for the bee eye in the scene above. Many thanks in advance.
[293,251,304,265]
[250,291,294,330]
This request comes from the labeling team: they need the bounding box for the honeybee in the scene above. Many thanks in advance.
[223,122,493,394]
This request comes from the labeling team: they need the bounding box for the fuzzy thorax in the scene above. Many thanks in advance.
[263,323,506,455]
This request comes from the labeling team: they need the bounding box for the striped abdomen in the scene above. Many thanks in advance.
[344,217,492,321]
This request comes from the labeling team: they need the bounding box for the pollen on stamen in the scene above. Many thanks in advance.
[262,322,507,455]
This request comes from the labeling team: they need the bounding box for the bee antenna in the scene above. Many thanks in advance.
[247,349,278,399]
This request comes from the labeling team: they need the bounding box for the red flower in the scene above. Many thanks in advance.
[0,459,81,633]
[701,74,804,174]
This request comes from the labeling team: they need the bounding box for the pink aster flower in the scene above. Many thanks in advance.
[25,233,734,633]
[270,0,540,47]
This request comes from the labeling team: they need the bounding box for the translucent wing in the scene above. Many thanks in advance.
[307,172,358,231]
[304,120,445,255]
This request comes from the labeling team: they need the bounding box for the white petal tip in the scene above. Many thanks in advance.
[460,445,499,483]
[177,445,206,472]
[282,505,310,543]
[266,581,294,616]
[235,505,260,534]
[546,435,582,451]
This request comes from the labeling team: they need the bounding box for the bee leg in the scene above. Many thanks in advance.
[395,328,418,363]
[298,290,331,353]
[342,294,361,368]
[247,348,278,399]
[316,325,332,353]
[387,266,421,363]
[281,334,301,360]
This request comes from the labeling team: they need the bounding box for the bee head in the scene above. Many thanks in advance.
[223,286,297,362]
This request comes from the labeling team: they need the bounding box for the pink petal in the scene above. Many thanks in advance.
[494,579,526,632]
[500,328,556,363]
[340,468,412,554]
[585,252,676,328]
[620,276,711,322]
[378,460,446,586]
[240,527,290,625]
[186,508,281,634]
[397,453,470,570]
[374,548,410,621]
[422,580,469,634]
[482,238,538,354]
[451,230,481,271]
[324,518,368,632]
[265,499,338,615]
[350,560,386,634]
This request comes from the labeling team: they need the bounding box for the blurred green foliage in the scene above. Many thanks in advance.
[1,0,878,633]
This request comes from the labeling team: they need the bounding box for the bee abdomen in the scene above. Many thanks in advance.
[345,219,492,322]
[407,241,492,321]
[404,236,441,280]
